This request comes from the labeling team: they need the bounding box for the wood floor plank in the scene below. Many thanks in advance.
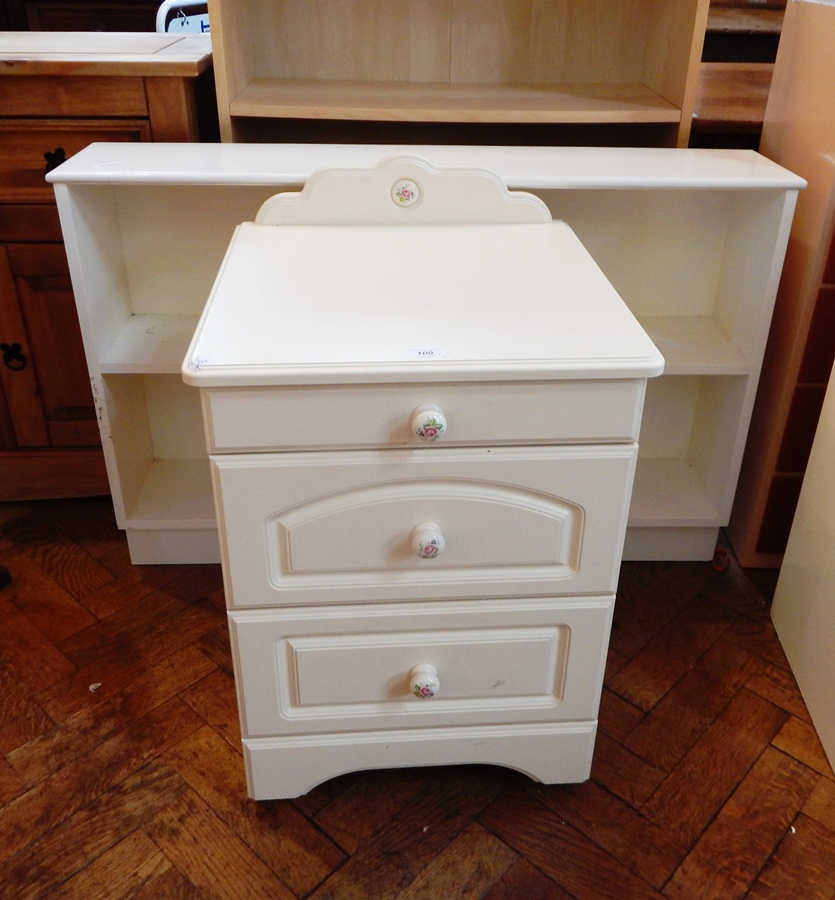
[1,545,97,642]
[0,759,189,899]
[0,607,76,693]
[60,596,225,673]
[614,560,674,608]
[641,688,788,846]
[0,510,115,601]
[589,730,668,807]
[804,776,835,831]
[48,827,173,899]
[663,747,819,899]
[608,594,737,711]
[479,787,664,899]
[397,823,519,899]
[746,661,813,721]
[309,767,508,899]
[610,561,715,659]
[8,646,216,784]
[145,788,296,899]
[179,667,241,750]
[35,643,216,725]
[622,637,762,772]
[722,614,792,672]
[78,562,188,620]
[192,625,235,679]
[31,497,125,564]
[482,858,574,899]
[533,779,685,889]
[313,766,429,854]
[746,812,835,899]
[127,864,206,899]
[0,701,53,758]
[0,755,24,806]
[696,552,775,620]
[772,716,835,777]
[0,697,202,865]
[597,686,645,742]
[0,663,51,732]
[164,725,346,897]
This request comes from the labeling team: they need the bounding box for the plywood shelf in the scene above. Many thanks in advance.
[101,314,200,373]
[641,315,749,374]
[231,78,683,125]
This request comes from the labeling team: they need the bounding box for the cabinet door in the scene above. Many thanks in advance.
[0,120,151,203]
[0,243,98,448]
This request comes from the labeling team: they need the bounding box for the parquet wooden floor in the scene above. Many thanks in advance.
[0,496,833,899]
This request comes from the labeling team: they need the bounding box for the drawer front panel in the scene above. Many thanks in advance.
[202,380,645,452]
[213,444,636,607]
[0,77,148,118]
[230,596,614,736]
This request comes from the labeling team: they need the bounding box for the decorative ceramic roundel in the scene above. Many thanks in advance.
[391,178,421,208]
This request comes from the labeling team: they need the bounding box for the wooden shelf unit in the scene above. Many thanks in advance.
[49,143,802,563]
[208,0,710,148]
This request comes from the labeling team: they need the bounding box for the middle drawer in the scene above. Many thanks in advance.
[212,444,637,607]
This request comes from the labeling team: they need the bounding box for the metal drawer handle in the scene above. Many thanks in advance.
[410,404,447,442]
[1,343,26,371]
[409,664,439,699]
[411,522,444,559]
[44,147,67,174]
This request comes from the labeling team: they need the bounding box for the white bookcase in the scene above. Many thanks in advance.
[49,143,802,564]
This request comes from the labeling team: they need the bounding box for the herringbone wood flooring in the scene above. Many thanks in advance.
[0,496,833,899]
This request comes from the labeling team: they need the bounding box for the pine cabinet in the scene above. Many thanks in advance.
[48,143,802,563]
[208,0,710,148]
[0,32,213,500]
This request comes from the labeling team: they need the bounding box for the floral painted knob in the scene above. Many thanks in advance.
[411,522,445,559]
[409,664,439,699]
[410,404,447,442]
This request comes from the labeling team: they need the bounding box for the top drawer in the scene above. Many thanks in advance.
[202,379,645,453]
[0,76,148,118]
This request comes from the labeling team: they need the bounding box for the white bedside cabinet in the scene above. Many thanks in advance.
[182,156,663,800]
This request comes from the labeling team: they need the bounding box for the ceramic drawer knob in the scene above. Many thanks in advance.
[411,522,445,559]
[409,664,440,699]
[410,404,447,442]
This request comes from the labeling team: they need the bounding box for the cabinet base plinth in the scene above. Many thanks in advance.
[623,525,719,561]
[126,527,220,565]
[242,721,597,800]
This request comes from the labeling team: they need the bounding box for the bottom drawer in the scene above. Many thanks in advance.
[230,596,613,738]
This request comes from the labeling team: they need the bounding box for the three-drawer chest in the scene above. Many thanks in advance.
[183,156,663,799]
